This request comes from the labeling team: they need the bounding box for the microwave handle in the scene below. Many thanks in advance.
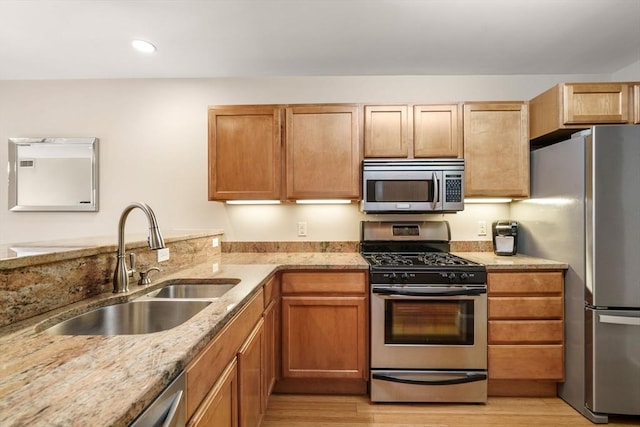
[432,171,439,210]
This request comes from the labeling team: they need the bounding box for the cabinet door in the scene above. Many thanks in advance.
[238,319,264,427]
[285,105,361,199]
[263,298,279,405]
[364,105,409,157]
[463,102,529,198]
[634,84,640,124]
[563,83,631,124]
[414,104,463,158]
[281,296,367,379]
[208,106,282,201]
[188,359,238,427]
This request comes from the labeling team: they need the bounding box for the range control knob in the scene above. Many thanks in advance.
[401,272,409,282]
[388,272,398,282]
[447,273,456,282]
[460,273,469,281]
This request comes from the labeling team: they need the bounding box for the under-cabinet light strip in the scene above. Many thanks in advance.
[464,198,513,204]
[295,200,352,205]
[225,200,281,205]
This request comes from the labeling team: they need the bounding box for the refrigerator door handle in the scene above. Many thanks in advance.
[599,314,640,326]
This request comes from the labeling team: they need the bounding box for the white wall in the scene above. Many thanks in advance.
[612,59,640,81]
[0,73,612,245]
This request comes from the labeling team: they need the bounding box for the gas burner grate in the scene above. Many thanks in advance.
[368,253,414,267]
[417,252,474,266]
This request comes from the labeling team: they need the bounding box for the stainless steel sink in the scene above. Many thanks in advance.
[146,278,240,299]
[44,300,211,335]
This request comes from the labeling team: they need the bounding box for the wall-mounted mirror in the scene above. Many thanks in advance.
[8,137,99,212]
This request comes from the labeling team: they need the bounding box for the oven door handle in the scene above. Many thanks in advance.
[372,287,486,297]
[372,372,487,386]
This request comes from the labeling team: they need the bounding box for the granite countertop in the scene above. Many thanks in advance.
[454,252,569,270]
[0,252,367,427]
[0,249,564,426]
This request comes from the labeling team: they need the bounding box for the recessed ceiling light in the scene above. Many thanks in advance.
[131,39,157,53]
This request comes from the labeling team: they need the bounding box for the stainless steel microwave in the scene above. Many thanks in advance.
[361,159,465,213]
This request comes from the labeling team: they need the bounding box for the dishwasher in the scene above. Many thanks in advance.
[130,372,185,427]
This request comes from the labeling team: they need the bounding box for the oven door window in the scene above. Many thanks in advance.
[384,299,474,345]
[367,180,434,203]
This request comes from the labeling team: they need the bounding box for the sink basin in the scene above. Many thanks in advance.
[44,300,211,335]
[153,283,236,299]
[147,278,240,299]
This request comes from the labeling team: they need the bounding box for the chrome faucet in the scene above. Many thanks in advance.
[113,202,165,293]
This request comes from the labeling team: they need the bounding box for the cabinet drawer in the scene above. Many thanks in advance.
[281,271,366,294]
[489,320,563,344]
[489,345,563,380]
[185,289,263,420]
[488,272,563,295]
[489,296,563,319]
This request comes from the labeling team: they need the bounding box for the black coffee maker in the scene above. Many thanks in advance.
[492,220,518,256]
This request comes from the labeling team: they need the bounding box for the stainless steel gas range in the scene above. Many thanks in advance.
[360,220,488,403]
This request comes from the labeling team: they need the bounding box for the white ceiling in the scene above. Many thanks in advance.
[0,0,639,80]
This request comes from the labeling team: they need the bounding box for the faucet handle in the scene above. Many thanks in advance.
[128,252,136,276]
[138,267,161,286]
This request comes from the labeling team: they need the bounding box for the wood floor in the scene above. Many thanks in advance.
[263,394,640,427]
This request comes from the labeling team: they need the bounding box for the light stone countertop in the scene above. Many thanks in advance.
[0,249,565,426]
[454,252,568,270]
[0,252,367,427]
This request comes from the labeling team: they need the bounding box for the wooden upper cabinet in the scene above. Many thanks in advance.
[463,102,529,198]
[529,82,633,141]
[285,104,361,199]
[208,105,282,201]
[413,104,463,158]
[364,105,408,157]
[363,104,462,158]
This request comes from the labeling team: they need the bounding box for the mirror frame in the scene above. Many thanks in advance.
[8,137,99,212]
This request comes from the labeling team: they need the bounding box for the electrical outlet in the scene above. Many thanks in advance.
[477,220,487,236]
[297,221,307,237]
[212,237,219,248]
[156,247,170,262]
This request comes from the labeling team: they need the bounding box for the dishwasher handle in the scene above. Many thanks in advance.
[131,372,185,427]
[161,390,184,427]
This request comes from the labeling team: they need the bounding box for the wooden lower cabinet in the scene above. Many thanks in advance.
[487,270,565,397]
[188,359,238,427]
[262,276,280,404]
[238,319,265,427]
[277,271,368,394]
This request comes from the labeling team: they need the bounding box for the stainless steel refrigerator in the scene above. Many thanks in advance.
[511,125,640,423]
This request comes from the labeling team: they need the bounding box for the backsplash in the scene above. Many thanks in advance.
[222,240,494,253]
[0,233,222,328]
[1,236,492,329]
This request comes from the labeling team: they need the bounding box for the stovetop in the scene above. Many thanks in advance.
[362,251,482,269]
[360,220,486,286]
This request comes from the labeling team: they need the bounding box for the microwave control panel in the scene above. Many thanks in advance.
[444,174,463,203]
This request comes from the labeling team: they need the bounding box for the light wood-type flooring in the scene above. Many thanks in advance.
[263,394,640,426]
